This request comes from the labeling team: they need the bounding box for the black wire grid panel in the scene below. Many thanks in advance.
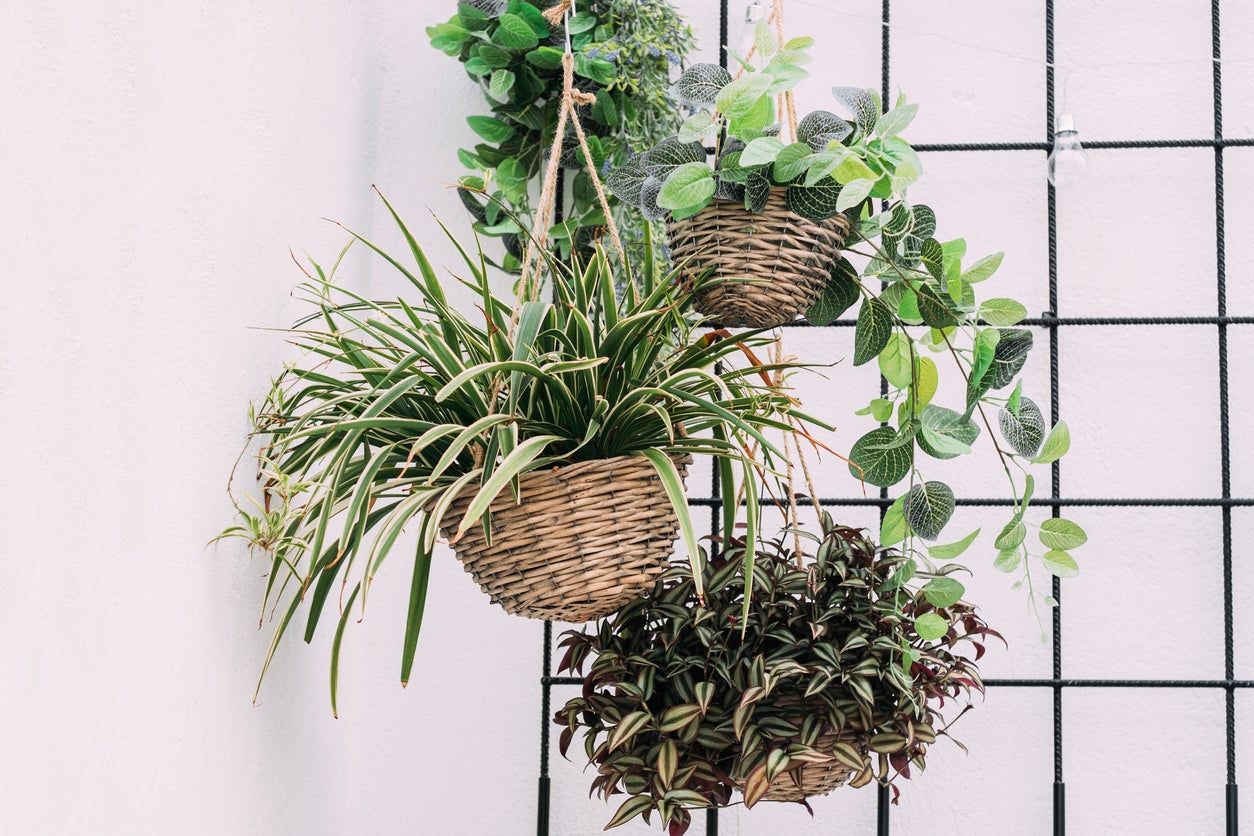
[535,1,1246,833]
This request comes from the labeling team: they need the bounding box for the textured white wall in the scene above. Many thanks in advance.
[2,1,1251,834]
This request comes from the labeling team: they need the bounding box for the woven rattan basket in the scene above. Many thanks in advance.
[668,187,850,328]
[440,454,689,623]
[762,725,858,802]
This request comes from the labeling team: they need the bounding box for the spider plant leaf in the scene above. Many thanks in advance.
[400,526,434,687]
[639,448,703,604]
[330,581,361,717]
[426,414,515,485]
[451,434,563,540]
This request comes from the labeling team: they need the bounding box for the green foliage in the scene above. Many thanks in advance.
[429,0,695,271]
[220,200,823,710]
[554,518,997,832]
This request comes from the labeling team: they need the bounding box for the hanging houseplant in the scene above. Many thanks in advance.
[429,0,694,271]
[554,515,998,833]
[218,190,828,711]
[605,4,857,327]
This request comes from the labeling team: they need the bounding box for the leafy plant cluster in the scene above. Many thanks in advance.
[429,0,694,268]
[219,198,823,711]
[555,517,996,833]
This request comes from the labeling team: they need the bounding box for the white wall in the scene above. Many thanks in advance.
[2,1,1251,834]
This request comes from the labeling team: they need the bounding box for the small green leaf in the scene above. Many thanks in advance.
[923,577,965,608]
[915,357,938,406]
[1042,549,1079,578]
[980,298,1028,326]
[715,73,772,118]
[962,252,1004,283]
[853,296,893,366]
[773,142,813,182]
[835,177,874,211]
[493,13,539,49]
[1033,420,1071,464]
[657,162,715,212]
[466,115,515,143]
[739,136,786,166]
[488,68,516,101]
[928,527,981,561]
[913,612,948,641]
[678,111,714,143]
[995,520,1027,550]
[994,547,1022,572]
[1039,518,1088,550]
[903,481,955,540]
[878,332,914,389]
[848,427,913,488]
[880,495,907,546]
[806,257,860,325]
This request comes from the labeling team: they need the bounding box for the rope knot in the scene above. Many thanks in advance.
[542,0,572,26]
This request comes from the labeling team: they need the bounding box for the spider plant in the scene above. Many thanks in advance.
[221,194,826,712]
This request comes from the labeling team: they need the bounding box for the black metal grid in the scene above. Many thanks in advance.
[534,1,1246,832]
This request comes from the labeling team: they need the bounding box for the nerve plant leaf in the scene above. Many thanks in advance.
[853,296,893,365]
[673,63,733,106]
[848,426,913,488]
[831,86,879,135]
[918,405,980,460]
[796,109,852,151]
[903,481,956,540]
[999,396,1045,457]
[806,257,861,325]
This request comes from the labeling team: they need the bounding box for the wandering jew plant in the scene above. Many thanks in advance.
[556,518,995,833]
[219,196,826,711]
[429,0,694,268]
[608,24,1084,612]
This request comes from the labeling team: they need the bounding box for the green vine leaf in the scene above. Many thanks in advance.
[1039,518,1088,550]
[807,257,860,325]
[980,298,1028,326]
[999,396,1045,457]
[878,332,914,389]
[1033,420,1071,464]
[657,163,715,213]
[1042,549,1079,579]
[913,612,948,641]
[492,13,539,50]
[994,547,1022,573]
[903,480,955,540]
[848,427,913,488]
[853,296,893,365]
[928,527,981,561]
[918,405,980,460]
[923,576,965,608]
[672,63,732,106]
[995,520,1026,550]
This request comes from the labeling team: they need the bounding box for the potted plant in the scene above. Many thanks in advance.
[219,194,826,709]
[554,514,997,833]
[429,0,694,269]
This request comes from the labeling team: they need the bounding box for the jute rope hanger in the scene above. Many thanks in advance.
[510,0,628,335]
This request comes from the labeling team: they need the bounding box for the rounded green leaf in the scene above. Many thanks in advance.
[903,480,955,540]
[1039,518,1087,550]
[878,332,914,389]
[1042,549,1079,579]
[923,577,965,608]
[656,162,716,213]
[493,13,539,49]
[848,427,912,488]
[913,612,948,641]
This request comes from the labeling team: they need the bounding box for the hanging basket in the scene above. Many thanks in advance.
[762,726,860,802]
[668,187,850,328]
[441,454,690,623]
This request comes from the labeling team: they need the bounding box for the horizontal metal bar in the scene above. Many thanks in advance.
[543,676,1254,688]
[914,138,1254,152]
[684,496,1254,508]
[774,315,1254,328]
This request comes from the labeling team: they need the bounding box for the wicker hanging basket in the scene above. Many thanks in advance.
[440,455,689,623]
[668,188,851,329]
[762,725,860,802]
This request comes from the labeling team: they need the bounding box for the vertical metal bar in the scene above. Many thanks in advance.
[1211,2,1238,833]
[537,166,565,836]
[877,3,892,835]
[1044,2,1065,835]
[538,621,552,836]
[706,3,730,833]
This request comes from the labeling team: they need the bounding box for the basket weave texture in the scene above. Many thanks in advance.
[668,187,850,328]
[761,725,858,802]
[441,454,688,623]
